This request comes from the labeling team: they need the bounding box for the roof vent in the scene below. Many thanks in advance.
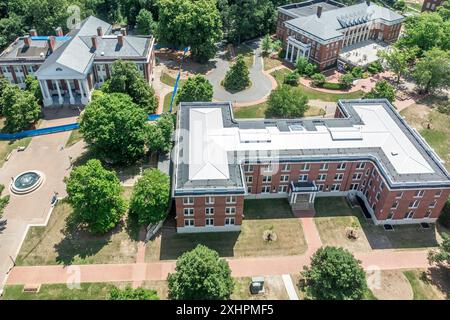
[391,152,398,156]
[100,51,105,56]
[39,52,45,58]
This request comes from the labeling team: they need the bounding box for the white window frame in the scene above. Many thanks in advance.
[205,218,214,226]
[337,163,346,170]
[404,211,414,219]
[352,173,362,180]
[205,196,215,205]
[356,162,365,170]
[409,200,420,209]
[245,176,253,184]
[262,175,272,183]
[278,185,288,193]
[299,174,308,182]
[225,217,235,226]
[245,165,253,173]
[429,200,437,208]
[331,184,340,192]
[434,190,442,198]
[280,175,289,183]
[282,164,291,172]
[184,208,194,216]
[414,190,425,198]
[319,163,329,171]
[317,174,327,181]
[184,219,195,227]
[183,197,194,205]
[395,191,403,199]
[334,173,344,181]
[205,207,215,215]
[261,186,270,193]
[225,207,236,215]
[300,163,310,171]
[226,196,236,204]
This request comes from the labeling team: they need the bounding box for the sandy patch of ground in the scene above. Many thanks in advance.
[369,270,413,300]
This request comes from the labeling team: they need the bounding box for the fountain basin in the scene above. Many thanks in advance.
[10,170,45,195]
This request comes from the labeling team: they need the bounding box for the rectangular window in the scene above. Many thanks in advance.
[365,168,370,176]
[319,163,329,171]
[425,210,432,219]
[334,173,344,181]
[280,175,289,183]
[387,212,394,220]
[429,200,437,208]
[352,173,362,180]
[380,182,385,191]
[376,192,381,202]
[245,176,253,184]
[300,163,310,171]
[205,207,214,215]
[350,183,359,190]
[409,200,420,209]
[205,196,215,205]
[278,185,288,193]
[282,164,291,172]
[331,184,340,192]
[395,191,403,199]
[356,162,365,170]
[225,217,235,226]
[225,207,236,215]
[368,179,373,187]
[414,190,425,198]
[337,163,346,170]
[317,184,324,191]
[184,219,195,227]
[247,186,252,193]
[205,218,214,226]
[183,208,194,216]
[299,174,308,182]
[261,186,270,193]
[262,175,272,183]
[391,201,398,209]
[183,197,194,205]
[244,165,253,173]
[226,196,236,204]
[317,174,327,181]
[435,190,442,197]
[263,164,273,173]
[404,211,414,219]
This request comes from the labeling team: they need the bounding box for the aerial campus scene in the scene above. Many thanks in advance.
[0,0,449,306]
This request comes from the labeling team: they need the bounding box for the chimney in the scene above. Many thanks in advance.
[91,36,97,50]
[120,27,127,36]
[117,34,124,46]
[317,5,323,18]
[24,35,32,47]
[366,0,370,5]
[55,27,63,37]
[30,29,37,37]
[97,26,103,37]
[47,36,55,53]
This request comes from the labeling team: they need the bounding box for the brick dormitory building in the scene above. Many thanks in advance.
[0,16,155,107]
[276,0,404,70]
[172,100,450,233]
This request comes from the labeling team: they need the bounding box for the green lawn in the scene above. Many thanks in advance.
[145,198,307,261]
[271,69,364,102]
[0,117,33,168]
[65,129,83,147]
[15,190,140,266]
[403,269,448,300]
[233,103,326,119]
[226,44,255,68]
[160,72,187,87]
[1,281,168,300]
[263,55,283,71]
[163,91,176,113]
[314,197,440,252]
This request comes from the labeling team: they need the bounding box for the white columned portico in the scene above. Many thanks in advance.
[66,80,75,104]
[40,80,53,106]
[285,36,312,64]
[78,79,89,105]
[54,80,63,104]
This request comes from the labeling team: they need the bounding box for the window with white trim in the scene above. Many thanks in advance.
[282,164,291,172]
[184,208,194,216]
[299,174,308,182]
[263,164,273,173]
[245,176,253,184]
[404,211,414,219]
[278,185,288,193]
[434,190,442,198]
[387,212,394,220]
[261,186,270,193]
[425,209,432,219]
[429,200,437,208]
[337,163,346,170]
[205,196,215,205]
[226,196,236,204]
[414,190,425,198]
[183,197,194,205]
[395,191,403,199]
[331,184,340,192]
[317,173,327,181]
[352,173,362,180]
[184,219,195,227]
[375,192,381,202]
[205,207,214,215]
[350,183,359,190]
[334,173,344,181]
[409,200,420,209]
[225,207,236,215]
[317,184,324,191]
[319,163,329,171]
[391,201,398,209]
[225,217,235,226]
[356,162,365,170]
[205,218,214,226]
[262,175,272,183]
[280,175,289,183]
[247,186,252,193]
[300,163,310,171]
[244,165,253,173]
[380,182,385,191]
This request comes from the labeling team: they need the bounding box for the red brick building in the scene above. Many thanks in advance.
[172,100,450,233]
[276,0,404,70]
[422,0,445,11]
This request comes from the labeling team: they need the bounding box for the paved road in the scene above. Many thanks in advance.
[206,39,273,104]
[0,109,86,293]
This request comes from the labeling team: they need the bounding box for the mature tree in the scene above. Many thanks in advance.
[130,169,170,225]
[147,113,174,153]
[226,0,276,44]
[261,34,272,55]
[428,232,450,271]
[168,245,234,300]
[296,57,317,77]
[108,286,159,300]
[351,66,364,79]
[437,0,450,20]
[283,70,299,86]
[80,93,148,164]
[266,85,309,118]
[106,60,157,113]
[0,77,10,113]
[378,48,414,84]
[339,73,354,89]
[393,0,406,11]
[302,246,368,300]
[438,198,450,228]
[66,159,126,234]
[1,84,40,132]
[367,60,383,75]
[311,73,326,87]
[397,12,450,54]
[413,48,450,93]
[135,8,155,35]
[176,75,213,104]
[157,0,222,62]
[223,55,250,92]
[365,80,396,102]
[25,75,43,104]
[0,13,24,49]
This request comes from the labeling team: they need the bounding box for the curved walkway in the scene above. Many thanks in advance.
[206,39,274,105]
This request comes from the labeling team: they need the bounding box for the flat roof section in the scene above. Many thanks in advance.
[339,40,389,67]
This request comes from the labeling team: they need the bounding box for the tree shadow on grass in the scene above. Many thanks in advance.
[427,267,450,299]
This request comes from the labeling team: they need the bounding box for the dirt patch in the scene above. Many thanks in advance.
[155,49,216,79]
[232,276,289,300]
[369,270,413,300]
[400,103,431,130]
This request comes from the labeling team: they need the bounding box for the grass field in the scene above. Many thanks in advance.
[65,129,83,147]
[0,118,33,168]
[263,55,283,71]
[271,69,364,102]
[145,199,307,261]
[403,269,449,300]
[226,44,255,68]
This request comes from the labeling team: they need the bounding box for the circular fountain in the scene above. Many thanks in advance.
[10,171,45,195]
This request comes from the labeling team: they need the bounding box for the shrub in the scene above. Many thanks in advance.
[339,73,354,89]
[283,71,299,86]
[351,66,364,79]
[311,73,326,87]
[367,61,383,74]
[108,286,159,300]
[266,85,309,118]
[223,54,250,92]
[322,82,344,90]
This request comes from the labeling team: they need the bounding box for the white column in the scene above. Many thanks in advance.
[285,43,290,60]
[39,80,47,99]
[79,79,89,105]
[55,80,63,104]
[66,80,74,104]
[40,80,52,107]
[289,45,294,63]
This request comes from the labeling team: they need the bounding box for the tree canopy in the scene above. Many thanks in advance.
[66,159,126,234]
[223,54,250,92]
[156,0,222,62]
[413,48,450,93]
[428,232,450,271]
[176,75,213,104]
[105,60,157,114]
[135,8,155,35]
[302,246,368,300]
[365,80,396,102]
[80,93,148,164]
[147,113,175,154]
[378,47,416,84]
[266,85,309,118]
[130,168,170,226]
[168,245,234,300]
